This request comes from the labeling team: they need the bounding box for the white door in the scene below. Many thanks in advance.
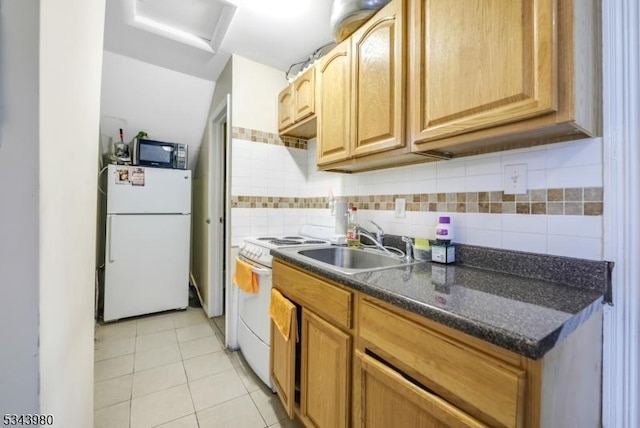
[104,213,190,321]
[191,96,230,318]
[205,95,231,318]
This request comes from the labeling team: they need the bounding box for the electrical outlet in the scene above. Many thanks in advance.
[395,198,406,218]
[503,164,528,194]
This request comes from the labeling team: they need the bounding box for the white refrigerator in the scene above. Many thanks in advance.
[103,165,192,322]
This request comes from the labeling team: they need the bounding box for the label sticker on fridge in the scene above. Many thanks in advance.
[130,168,145,186]
[115,167,130,184]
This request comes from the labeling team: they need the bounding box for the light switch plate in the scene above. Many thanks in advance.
[503,164,528,194]
[395,198,406,218]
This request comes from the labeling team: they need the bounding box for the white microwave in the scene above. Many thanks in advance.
[132,138,188,170]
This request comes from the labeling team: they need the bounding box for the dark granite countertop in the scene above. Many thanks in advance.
[271,245,610,359]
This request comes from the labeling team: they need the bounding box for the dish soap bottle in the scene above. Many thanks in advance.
[432,216,455,263]
[346,207,360,247]
[435,216,453,244]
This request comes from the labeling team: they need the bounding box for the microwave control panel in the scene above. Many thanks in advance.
[175,144,188,170]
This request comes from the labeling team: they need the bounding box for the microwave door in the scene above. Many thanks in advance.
[141,144,174,168]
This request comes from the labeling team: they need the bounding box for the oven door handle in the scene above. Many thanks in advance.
[251,266,272,276]
[237,256,272,276]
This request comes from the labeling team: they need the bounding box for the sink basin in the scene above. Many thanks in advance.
[296,246,407,273]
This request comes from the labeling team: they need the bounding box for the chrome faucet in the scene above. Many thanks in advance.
[355,226,402,258]
[401,236,415,262]
[369,220,384,244]
[355,226,383,248]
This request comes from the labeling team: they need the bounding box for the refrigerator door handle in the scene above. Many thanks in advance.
[108,216,115,263]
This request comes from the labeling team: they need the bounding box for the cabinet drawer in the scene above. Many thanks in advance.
[359,298,525,427]
[356,351,488,428]
[273,261,353,329]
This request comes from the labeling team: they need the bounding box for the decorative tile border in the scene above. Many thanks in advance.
[232,196,306,209]
[231,187,604,216]
[232,126,308,149]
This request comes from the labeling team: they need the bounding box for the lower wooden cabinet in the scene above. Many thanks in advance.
[271,261,603,428]
[358,297,526,427]
[271,260,354,427]
[270,313,297,419]
[301,309,351,428]
[354,351,486,428]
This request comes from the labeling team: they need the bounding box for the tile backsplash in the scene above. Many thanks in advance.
[230,127,604,260]
[233,188,603,216]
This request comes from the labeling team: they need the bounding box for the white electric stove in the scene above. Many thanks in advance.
[235,225,333,388]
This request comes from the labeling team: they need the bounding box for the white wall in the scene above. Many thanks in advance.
[100,50,215,169]
[0,0,41,413]
[227,55,304,245]
[39,0,106,426]
[231,55,287,133]
[209,58,232,118]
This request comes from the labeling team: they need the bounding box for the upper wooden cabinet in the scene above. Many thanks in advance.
[317,39,352,165]
[410,0,601,156]
[278,85,294,131]
[303,0,600,172]
[293,67,316,122]
[350,0,405,158]
[411,0,556,143]
[318,0,414,171]
[278,67,317,138]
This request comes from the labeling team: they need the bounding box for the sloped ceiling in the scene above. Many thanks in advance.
[103,0,334,80]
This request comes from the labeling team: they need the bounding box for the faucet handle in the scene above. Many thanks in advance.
[370,220,384,242]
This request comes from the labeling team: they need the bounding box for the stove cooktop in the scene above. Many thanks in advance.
[246,226,333,249]
[251,237,329,247]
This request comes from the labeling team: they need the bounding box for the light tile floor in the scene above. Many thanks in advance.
[94,307,303,428]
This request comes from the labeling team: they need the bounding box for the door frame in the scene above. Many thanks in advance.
[205,94,231,317]
[601,0,640,426]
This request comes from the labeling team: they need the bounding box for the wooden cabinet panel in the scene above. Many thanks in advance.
[270,314,297,419]
[359,298,526,427]
[273,260,353,329]
[278,85,295,131]
[301,309,351,428]
[294,67,315,122]
[355,351,488,428]
[411,0,557,145]
[317,39,352,165]
[351,0,405,157]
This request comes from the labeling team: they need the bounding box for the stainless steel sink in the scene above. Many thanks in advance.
[296,246,410,274]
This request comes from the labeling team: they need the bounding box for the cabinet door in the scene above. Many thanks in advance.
[294,67,315,122]
[355,351,488,428]
[301,309,351,428]
[278,85,295,131]
[270,309,297,419]
[351,0,405,157]
[317,39,351,165]
[411,0,557,146]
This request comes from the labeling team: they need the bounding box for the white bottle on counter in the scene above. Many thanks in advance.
[435,216,453,244]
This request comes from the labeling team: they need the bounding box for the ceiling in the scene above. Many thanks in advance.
[103,0,335,81]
